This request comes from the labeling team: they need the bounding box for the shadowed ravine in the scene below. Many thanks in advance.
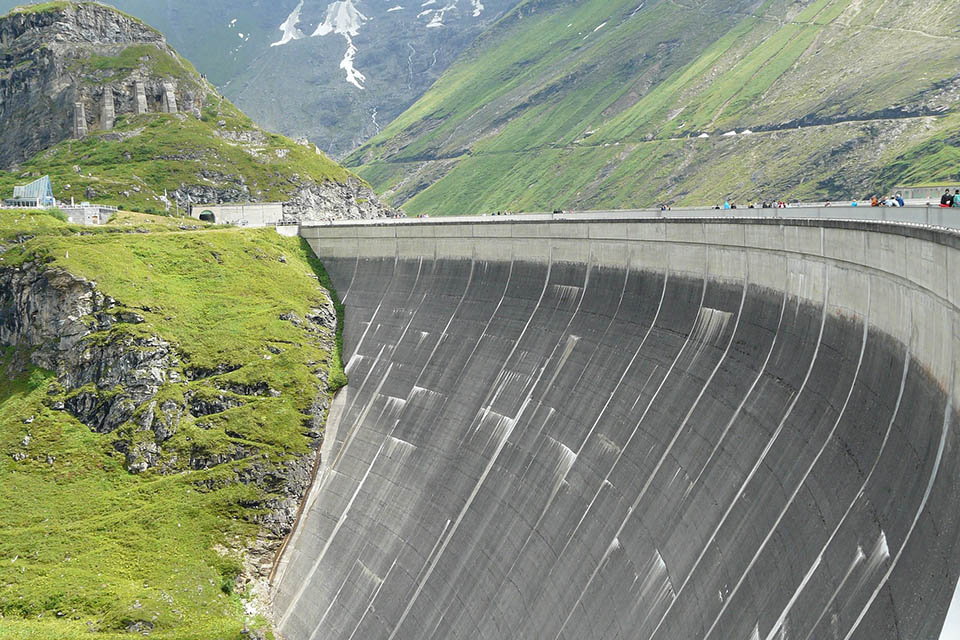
[273,216,960,640]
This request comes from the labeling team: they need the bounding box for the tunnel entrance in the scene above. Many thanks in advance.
[198,210,215,223]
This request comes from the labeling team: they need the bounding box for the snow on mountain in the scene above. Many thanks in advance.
[269,0,488,89]
[313,0,368,36]
[339,36,367,89]
[310,1,370,89]
[271,0,306,47]
[422,2,458,28]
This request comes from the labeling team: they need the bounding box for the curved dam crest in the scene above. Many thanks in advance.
[275,215,960,639]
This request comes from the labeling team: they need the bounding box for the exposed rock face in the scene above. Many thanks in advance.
[171,174,400,220]
[284,178,399,221]
[0,260,176,436]
[0,258,333,484]
[0,2,206,168]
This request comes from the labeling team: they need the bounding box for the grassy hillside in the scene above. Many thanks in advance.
[0,98,350,215]
[347,0,960,214]
[0,209,342,639]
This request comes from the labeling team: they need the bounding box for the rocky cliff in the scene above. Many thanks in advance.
[0,2,205,168]
[0,2,398,220]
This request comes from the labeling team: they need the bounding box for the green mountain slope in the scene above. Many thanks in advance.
[0,102,349,215]
[0,209,344,639]
[347,0,960,214]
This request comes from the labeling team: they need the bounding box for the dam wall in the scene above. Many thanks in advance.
[275,215,960,640]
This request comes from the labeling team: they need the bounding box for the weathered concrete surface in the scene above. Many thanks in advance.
[275,216,960,640]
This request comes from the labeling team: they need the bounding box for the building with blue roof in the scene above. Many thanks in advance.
[4,176,56,208]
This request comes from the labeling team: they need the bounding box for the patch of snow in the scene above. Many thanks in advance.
[418,9,434,18]
[238,32,244,39]
[471,0,484,17]
[741,129,754,135]
[387,5,404,11]
[229,18,237,26]
[421,0,437,5]
[424,3,457,27]
[722,130,737,136]
[594,21,607,32]
[698,133,710,138]
[340,35,367,89]
[313,0,368,37]
[271,0,306,47]
[311,1,370,89]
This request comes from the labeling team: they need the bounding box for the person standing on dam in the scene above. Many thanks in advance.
[941,188,954,207]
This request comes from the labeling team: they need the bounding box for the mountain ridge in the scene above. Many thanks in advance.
[346,0,960,214]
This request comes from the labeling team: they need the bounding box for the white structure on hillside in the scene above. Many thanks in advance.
[62,203,117,226]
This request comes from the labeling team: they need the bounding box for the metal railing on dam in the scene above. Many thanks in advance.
[274,212,960,640]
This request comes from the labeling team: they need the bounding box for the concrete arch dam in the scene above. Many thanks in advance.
[275,216,960,640]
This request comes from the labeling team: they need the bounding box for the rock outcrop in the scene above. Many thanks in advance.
[282,178,396,222]
[0,260,176,440]
[0,255,333,532]
[0,2,208,168]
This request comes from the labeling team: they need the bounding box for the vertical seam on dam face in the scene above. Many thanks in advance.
[277,219,960,640]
